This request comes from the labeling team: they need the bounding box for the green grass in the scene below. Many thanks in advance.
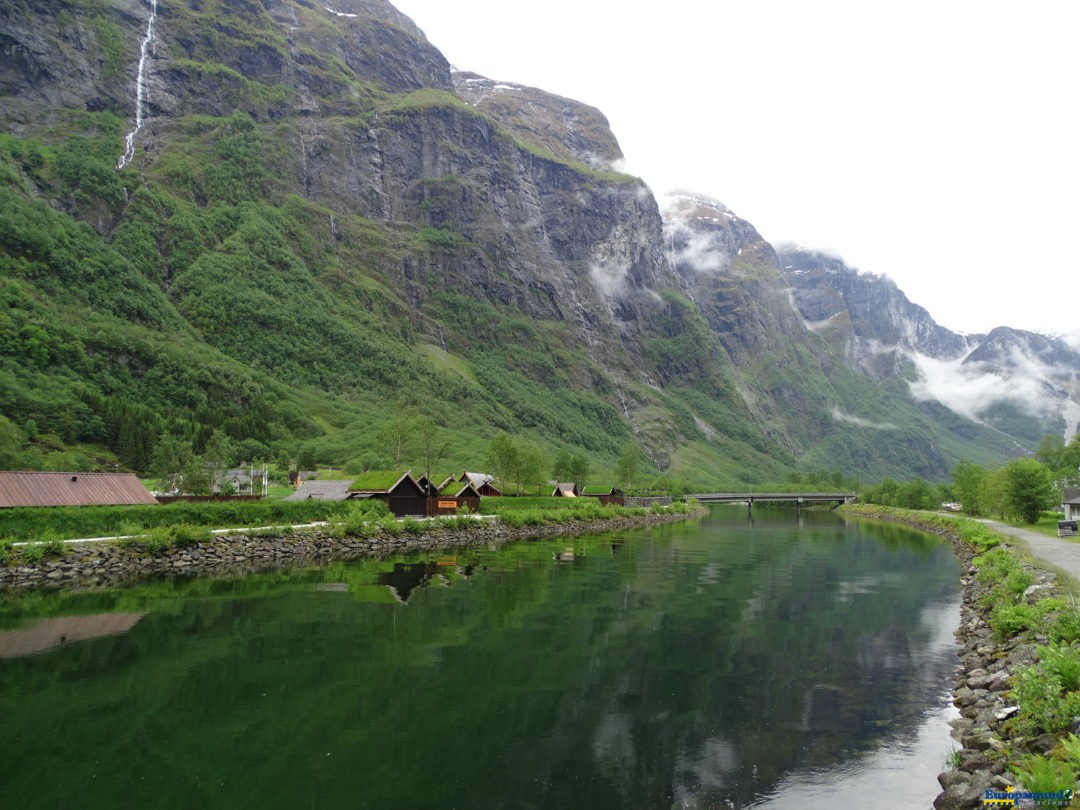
[0,500,361,542]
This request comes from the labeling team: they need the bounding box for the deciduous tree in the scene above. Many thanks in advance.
[1003,458,1055,523]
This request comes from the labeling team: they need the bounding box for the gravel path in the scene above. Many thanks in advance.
[977,519,1080,586]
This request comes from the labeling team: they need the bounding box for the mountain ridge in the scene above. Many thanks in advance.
[0,0,1073,484]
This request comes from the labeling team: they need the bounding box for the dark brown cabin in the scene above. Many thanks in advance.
[348,471,427,517]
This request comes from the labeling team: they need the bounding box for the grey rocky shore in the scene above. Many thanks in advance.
[0,508,703,592]
[857,510,1070,810]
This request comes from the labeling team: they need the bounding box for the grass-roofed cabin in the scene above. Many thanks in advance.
[580,486,624,507]
[348,471,427,518]
[439,480,481,515]
[416,473,455,498]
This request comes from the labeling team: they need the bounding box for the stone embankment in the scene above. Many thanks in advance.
[849,509,1070,810]
[0,509,703,592]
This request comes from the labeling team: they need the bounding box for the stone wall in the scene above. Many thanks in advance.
[0,509,703,593]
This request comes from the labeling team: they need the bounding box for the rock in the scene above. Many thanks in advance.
[960,751,992,771]
[1029,733,1060,754]
[933,779,982,809]
[937,770,969,790]
[961,731,990,751]
[954,687,976,706]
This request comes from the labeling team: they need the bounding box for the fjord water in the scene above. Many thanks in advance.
[0,508,959,809]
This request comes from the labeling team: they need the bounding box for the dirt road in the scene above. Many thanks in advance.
[978,519,1080,587]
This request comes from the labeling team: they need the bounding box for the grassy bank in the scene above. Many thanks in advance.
[0,499,380,543]
[846,504,1080,797]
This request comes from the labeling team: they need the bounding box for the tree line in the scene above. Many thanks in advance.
[862,433,1080,523]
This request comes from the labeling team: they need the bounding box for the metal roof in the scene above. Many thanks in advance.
[0,472,157,508]
[285,480,353,501]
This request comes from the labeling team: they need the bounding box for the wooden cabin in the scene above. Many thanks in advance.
[459,471,502,497]
[439,479,482,514]
[348,471,427,517]
[580,485,625,507]
[551,482,580,498]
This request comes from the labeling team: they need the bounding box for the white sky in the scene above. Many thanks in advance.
[390,0,1080,337]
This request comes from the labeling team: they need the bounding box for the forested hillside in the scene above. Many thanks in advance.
[0,0,1066,487]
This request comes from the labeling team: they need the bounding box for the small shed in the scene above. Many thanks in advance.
[460,471,502,497]
[285,480,353,502]
[580,485,625,507]
[1063,489,1080,521]
[552,482,580,498]
[348,471,427,517]
[0,471,157,508]
[440,480,482,514]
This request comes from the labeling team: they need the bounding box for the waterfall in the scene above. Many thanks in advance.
[116,0,158,170]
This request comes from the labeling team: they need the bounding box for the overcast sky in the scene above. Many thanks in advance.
[390,0,1079,337]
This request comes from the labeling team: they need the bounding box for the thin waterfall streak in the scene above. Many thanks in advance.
[117,0,158,170]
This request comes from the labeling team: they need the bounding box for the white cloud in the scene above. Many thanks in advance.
[830,408,898,431]
[906,348,1078,437]
[664,221,730,274]
[588,261,628,298]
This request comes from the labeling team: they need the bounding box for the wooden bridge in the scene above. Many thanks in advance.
[685,492,857,510]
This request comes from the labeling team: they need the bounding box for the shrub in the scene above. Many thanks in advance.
[1005,567,1035,597]
[139,526,173,554]
[40,530,67,557]
[1048,609,1080,644]
[170,524,210,547]
[974,548,1017,583]
[1059,733,1080,770]
[1038,643,1080,691]
[400,517,425,534]
[990,603,1038,639]
[19,543,46,564]
[1011,665,1080,735]
[380,517,403,536]
[1011,753,1077,795]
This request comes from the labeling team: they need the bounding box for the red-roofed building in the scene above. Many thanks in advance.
[0,472,157,508]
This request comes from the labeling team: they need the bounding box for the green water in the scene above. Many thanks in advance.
[0,508,959,809]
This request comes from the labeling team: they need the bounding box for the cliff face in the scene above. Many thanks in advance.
[0,0,1059,482]
[781,250,1080,444]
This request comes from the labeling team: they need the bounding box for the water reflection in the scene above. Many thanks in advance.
[0,507,959,809]
[0,612,144,658]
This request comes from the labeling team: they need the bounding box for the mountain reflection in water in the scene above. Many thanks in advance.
[0,507,959,809]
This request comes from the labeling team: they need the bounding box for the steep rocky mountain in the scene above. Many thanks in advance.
[0,0,1060,483]
[781,248,1080,448]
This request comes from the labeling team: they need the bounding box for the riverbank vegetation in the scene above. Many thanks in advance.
[847,504,1080,797]
[0,497,701,566]
[860,432,1079,525]
[0,498,379,543]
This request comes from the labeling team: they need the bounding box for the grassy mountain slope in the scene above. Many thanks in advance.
[0,0,1020,486]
